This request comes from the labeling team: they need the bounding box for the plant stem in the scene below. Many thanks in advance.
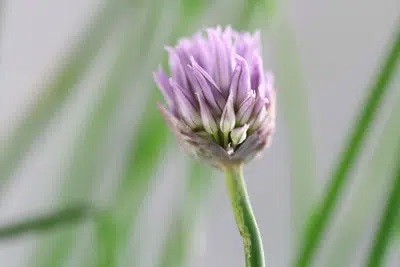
[224,164,265,267]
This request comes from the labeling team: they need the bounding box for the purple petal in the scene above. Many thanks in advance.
[228,62,240,106]
[250,106,268,131]
[252,97,268,117]
[237,91,256,124]
[169,78,201,129]
[190,33,213,73]
[207,27,233,94]
[234,55,251,107]
[251,54,264,93]
[196,92,218,135]
[188,60,224,114]
[234,31,261,65]
[166,47,189,90]
[190,57,221,93]
[154,68,176,110]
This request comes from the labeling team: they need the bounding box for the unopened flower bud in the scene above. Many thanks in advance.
[154,26,276,168]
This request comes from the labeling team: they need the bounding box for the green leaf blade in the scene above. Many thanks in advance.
[365,141,400,267]
[295,21,400,267]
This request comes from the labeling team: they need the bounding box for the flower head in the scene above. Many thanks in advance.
[154,26,276,168]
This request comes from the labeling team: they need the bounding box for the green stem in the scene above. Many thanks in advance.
[224,164,265,267]
[365,142,400,267]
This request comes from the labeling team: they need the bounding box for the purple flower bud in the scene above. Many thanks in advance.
[155,26,276,168]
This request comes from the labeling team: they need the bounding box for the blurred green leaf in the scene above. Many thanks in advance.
[157,162,213,267]
[33,9,145,267]
[111,93,170,265]
[365,141,400,267]
[237,0,276,29]
[395,212,400,242]
[0,1,124,192]
[323,91,400,267]
[0,205,95,239]
[181,0,205,19]
[272,18,317,241]
[96,212,117,267]
[295,21,400,267]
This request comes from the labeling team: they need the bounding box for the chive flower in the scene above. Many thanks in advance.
[155,26,276,169]
[155,26,276,267]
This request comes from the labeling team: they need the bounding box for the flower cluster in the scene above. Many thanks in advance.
[154,26,276,168]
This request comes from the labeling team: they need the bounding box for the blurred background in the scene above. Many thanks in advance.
[0,0,399,266]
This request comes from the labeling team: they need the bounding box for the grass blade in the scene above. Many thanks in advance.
[394,214,400,243]
[112,94,170,263]
[322,91,400,267]
[0,1,123,191]
[96,212,117,267]
[0,205,95,239]
[365,141,400,267]
[295,20,400,267]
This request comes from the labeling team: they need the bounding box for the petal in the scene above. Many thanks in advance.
[230,124,249,146]
[251,54,264,93]
[191,34,212,73]
[250,106,268,131]
[154,68,175,109]
[166,47,189,90]
[170,78,201,129]
[160,104,229,168]
[219,91,236,134]
[234,55,251,107]
[252,97,268,117]
[248,96,269,131]
[236,91,256,124]
[232,130,267,162]
[159,104,192,136]
[234,31,261,65]
[196,92,218,135]
[188,61,224,114]
[190,56,221,93]
[164,55,197,108]
[228,62,240,106]
[207,27,233,93]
